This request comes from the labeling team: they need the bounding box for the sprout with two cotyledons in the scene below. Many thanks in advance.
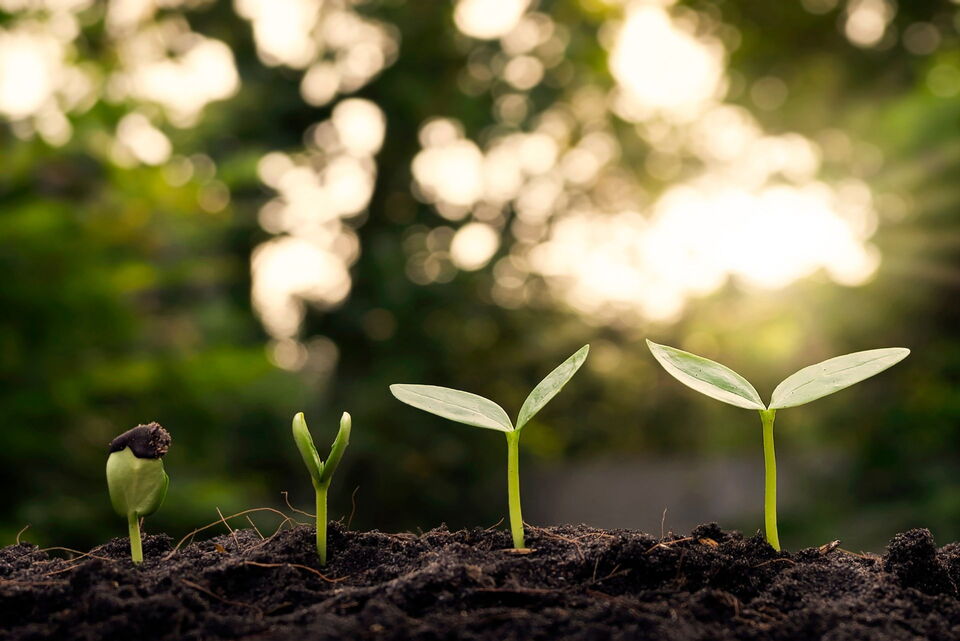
[292,411,351,565]
[646,340,909,551]
[390,345,589,549]
[106,423,171,564]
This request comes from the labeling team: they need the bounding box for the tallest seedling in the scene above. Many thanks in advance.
[391,345,589,549]
[646,340,909,550]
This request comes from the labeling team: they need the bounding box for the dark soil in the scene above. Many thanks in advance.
[3,521,960,640]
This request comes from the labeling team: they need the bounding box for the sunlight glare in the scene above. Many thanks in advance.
[610,5,724,121]
[0,27,62,120]
[119,29,239,127]
[234,0,320,68]
[454,0,530,40]
[114,113,172,166]
[332,98,386,157]
[451,222,500,271]
[251,99,385,340]
[413,132,486,210]
[528,181,879,323]
[252,236,352,340]
[844,0,894,49]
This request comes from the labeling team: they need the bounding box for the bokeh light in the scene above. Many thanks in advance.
[454,0,530,40]
[251,98,386,357]
[407,0,883,325]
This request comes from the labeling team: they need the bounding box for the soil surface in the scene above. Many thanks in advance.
[2,521,960,640]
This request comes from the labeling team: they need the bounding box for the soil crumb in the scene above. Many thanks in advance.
[3,523,960,640]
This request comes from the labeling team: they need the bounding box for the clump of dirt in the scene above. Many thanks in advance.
[3,522,960,640]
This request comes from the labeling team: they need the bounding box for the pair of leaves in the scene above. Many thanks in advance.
[647,340,909,411]
[390,345,590,432]
[292,411,352,488]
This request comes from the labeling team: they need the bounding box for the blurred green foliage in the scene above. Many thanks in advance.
[1,0,959,551]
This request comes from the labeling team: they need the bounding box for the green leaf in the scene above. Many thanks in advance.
[292,412,324,485]
[646,339,765,410]
[105,448,169,518]
[516,344,590,430]
[769,347,910,409]
[318,412,352,485]
[390,384,513,432]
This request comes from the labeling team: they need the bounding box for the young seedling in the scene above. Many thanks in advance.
[106,423,171,564]
[646,340,909,551]
[390,345,589,549]
[292,411,351,565]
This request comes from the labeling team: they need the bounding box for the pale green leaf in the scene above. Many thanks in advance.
[769,347,910,409]
[292,412,324,485]
[646,339,765,410]
[390,384,514,432]
[318,412,352,485]
[516,345,590,430]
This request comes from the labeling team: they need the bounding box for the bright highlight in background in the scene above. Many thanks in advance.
[0,0,900,341]
[454,0,530,39]
[409,0,885,324]
[530,182,878,322]
[610,5,724,121]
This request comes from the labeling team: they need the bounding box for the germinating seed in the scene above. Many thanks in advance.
[106,422,171,564]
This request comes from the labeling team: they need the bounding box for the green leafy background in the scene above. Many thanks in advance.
[1,0,959,552]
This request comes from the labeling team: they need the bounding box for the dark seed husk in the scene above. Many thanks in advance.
[108,423,171,459]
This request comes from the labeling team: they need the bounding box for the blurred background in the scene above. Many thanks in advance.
[1,0,958,553]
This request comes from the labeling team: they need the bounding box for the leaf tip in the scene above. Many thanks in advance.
[337,411,352,447]
[645,338,664,352]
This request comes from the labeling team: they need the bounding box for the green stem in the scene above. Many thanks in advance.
[505,431,525,549]
[128,512,143,564]
[316,483,328,565]
[759,409,780,551]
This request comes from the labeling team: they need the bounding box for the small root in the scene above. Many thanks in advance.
[529,526,585,563]
[281,491,315,518]
[164,507,295,561]
[216,507,241,552]
[246,516,265,540]
[753,558,796,568]
[241,560,348,583]
[243,516,299,553]
[347,486,360,529]
[645,537,694,554]
[484,517,505,531]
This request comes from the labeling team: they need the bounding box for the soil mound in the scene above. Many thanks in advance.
[3,523,960,640]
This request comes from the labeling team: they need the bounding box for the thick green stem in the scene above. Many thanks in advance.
[128,512,143,564]
[505,431,525,549]
[316,483,328,565]
[759,409,780,551]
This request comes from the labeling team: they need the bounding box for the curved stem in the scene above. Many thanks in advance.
[316,484,328,565]
[128,512,143,564]
[505,431,525,549]
[759,409,780,551]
